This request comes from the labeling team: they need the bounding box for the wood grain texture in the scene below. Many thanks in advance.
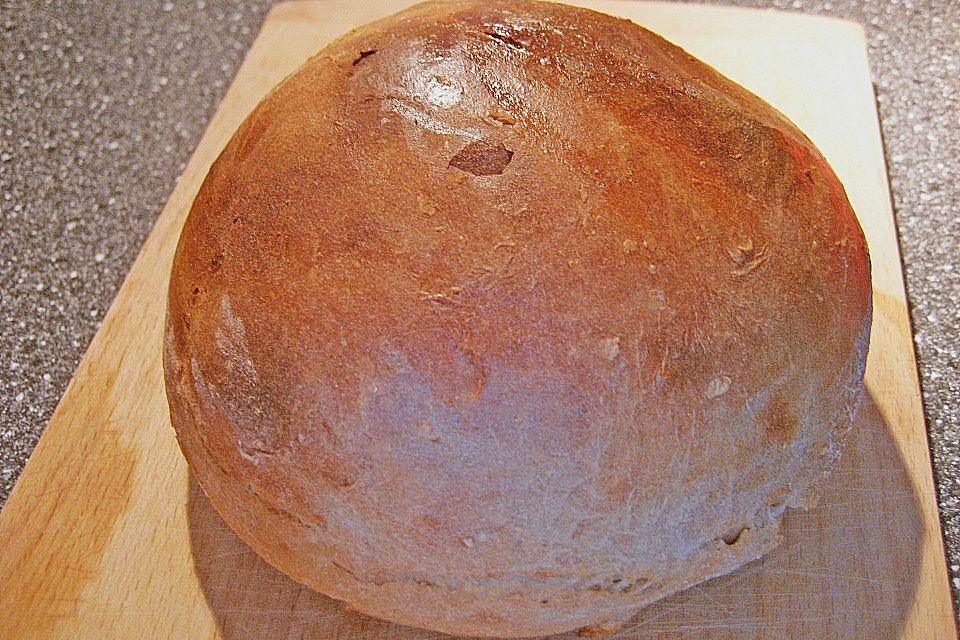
[0,2,955,639]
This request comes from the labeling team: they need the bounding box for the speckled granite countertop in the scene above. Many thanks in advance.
[2,0,957,617]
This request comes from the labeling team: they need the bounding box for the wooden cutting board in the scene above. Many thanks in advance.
[0,1,955,638]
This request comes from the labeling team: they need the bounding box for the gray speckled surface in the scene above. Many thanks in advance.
[2,0,958,617]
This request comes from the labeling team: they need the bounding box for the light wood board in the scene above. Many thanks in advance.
[0,1,956,638]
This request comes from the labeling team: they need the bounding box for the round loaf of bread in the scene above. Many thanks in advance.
[163,1,872,636]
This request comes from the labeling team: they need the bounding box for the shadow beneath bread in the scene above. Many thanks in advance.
[188,391,923,639]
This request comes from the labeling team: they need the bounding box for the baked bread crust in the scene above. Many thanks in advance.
[163,1,872,636]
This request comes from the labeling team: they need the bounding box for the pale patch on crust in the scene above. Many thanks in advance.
[214,295,258,383]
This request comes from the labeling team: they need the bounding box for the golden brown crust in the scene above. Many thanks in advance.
[163,1,871,636]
